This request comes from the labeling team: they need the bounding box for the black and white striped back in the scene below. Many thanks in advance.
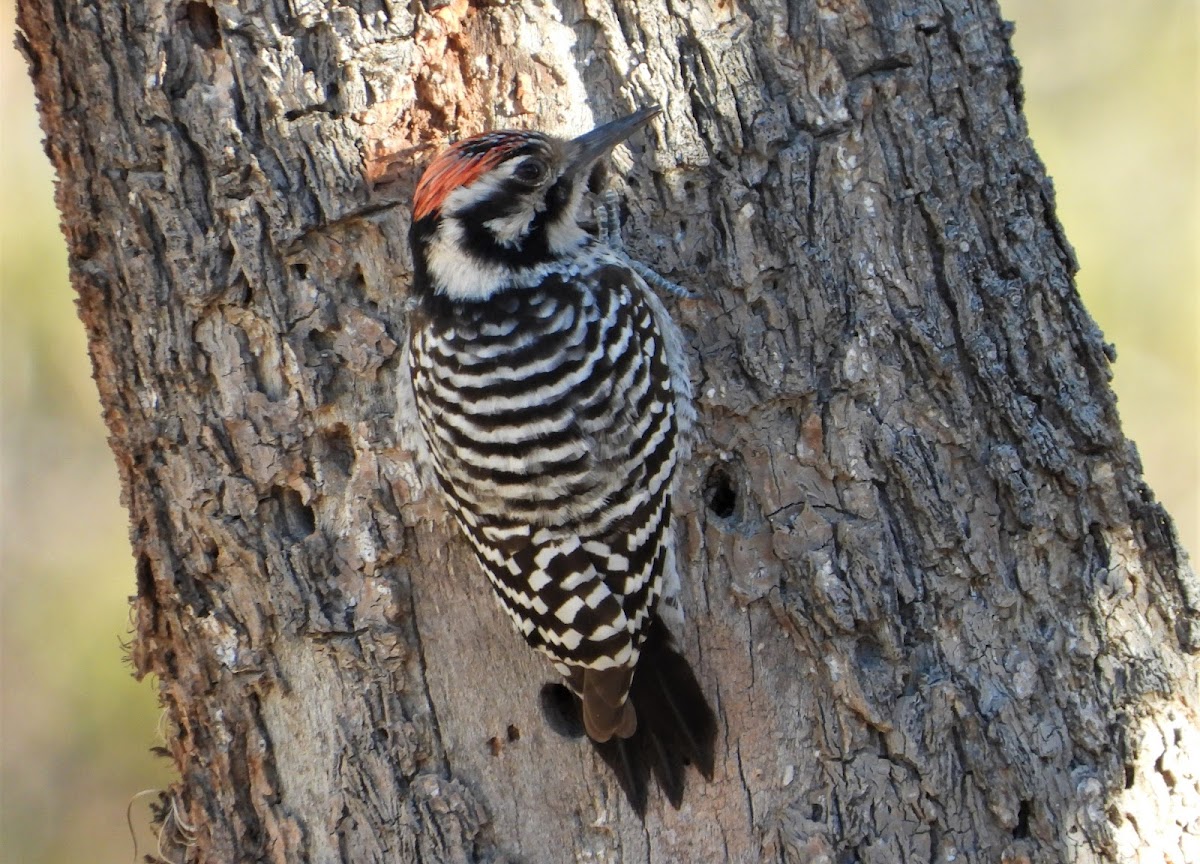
[409,246,690,672]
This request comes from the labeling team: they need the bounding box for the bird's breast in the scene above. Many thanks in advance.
[410,264,681,535]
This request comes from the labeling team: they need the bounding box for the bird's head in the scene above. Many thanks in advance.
[409,106,660,302]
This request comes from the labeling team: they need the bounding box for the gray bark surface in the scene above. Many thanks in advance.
[16,0,1198,862]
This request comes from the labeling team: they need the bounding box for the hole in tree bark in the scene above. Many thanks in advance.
[539,683,584,739]
[270,486,315,541]
[308,326,337,353]
[320,424,356,477]
[136,553,154,599]
[704,465,737,519]
[184,2,222,51]
[1014,800,1031,838]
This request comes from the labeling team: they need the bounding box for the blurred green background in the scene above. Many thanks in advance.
[1,2,1195,862]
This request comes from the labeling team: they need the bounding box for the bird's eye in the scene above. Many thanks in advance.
[513,158,548,184]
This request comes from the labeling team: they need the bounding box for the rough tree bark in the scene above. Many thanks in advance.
[16,0,1198,862]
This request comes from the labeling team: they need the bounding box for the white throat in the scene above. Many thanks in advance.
[424,216,512,301]
[425,224,603,302]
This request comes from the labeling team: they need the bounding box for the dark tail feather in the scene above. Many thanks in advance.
[592,616,717,816]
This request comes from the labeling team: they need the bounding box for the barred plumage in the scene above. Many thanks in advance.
[407,106,715,814]
[412,262,679,669]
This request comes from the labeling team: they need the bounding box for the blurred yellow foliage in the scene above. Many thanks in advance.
[1,2,1195,863]
[0,9,175,864]
[1005,0,1198,556]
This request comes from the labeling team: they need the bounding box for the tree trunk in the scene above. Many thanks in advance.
[16,0,1197,861]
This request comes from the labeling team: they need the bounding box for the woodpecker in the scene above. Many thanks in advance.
[407,106,716,814]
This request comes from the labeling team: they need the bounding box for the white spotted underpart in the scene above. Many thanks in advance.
[410,239,692,671]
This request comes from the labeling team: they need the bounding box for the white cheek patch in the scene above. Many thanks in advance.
[484,209,536,248]
[426,216,508,301]
[428,162,527,300]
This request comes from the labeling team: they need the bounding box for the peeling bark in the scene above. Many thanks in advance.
[16,0,1198,862]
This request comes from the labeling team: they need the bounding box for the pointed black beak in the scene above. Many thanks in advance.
[562,105,661,179]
